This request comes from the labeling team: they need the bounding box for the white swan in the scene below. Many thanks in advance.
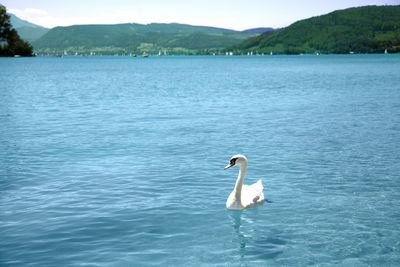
[225,154,264,210]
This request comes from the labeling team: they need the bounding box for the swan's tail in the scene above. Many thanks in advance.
[256,179,263,191]
[255,179,264,202]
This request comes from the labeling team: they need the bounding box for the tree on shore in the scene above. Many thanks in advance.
[0,4,33,56]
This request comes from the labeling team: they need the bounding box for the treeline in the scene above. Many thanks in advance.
[32,23,257,55]
[230,5,400,54]
[0,5,33,56]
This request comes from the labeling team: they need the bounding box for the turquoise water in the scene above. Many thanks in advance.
[1,55,400,266]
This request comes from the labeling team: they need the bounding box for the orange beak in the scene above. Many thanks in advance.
[224,162,234,170]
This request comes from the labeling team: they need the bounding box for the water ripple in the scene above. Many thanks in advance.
[1,55,400,266]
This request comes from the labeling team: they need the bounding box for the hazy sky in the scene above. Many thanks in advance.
[3,0,399,30]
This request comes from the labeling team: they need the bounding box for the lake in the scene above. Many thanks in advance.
[1,55,400,266]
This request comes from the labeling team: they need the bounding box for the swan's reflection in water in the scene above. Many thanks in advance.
[229,208,285,261]
[229,210,254,257]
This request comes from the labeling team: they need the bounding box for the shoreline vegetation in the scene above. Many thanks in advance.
[1,5,400,57]
[0,5,34,57]
[31,53,400,59]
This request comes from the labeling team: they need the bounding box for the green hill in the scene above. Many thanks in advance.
[229,5,400,54]
[9,13,49,41]
[32,23,258,55]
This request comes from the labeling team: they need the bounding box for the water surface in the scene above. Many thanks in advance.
[1,55,400,266]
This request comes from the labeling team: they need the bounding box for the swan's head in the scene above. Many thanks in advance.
[224,154,247,169]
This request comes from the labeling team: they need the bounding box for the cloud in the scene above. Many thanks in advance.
[8,8,58,28]
[24,8,48,16]
[9,7,48,17]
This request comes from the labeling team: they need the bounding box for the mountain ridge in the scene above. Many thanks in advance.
[9,13,47,29]
[32,22,265,55]
[9,13,49,41]
[229,5,400,54]
[8,13,274,54]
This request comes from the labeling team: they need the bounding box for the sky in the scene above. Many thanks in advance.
[2,0,399,30]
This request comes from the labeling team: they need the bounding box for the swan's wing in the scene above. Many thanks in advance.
[241,179,264,208]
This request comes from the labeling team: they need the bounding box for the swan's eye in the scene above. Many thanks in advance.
[231,158,237,165]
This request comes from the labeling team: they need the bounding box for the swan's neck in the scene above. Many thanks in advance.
[234,162,247,200]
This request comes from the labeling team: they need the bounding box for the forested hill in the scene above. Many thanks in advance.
[230,5,400,54]
[32,23,260,55]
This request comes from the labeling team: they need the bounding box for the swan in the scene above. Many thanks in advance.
[224,154,264,210]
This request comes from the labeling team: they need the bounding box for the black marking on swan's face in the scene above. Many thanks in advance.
[225,157,238,170]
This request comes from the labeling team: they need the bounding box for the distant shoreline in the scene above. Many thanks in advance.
[4,53,398,59]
